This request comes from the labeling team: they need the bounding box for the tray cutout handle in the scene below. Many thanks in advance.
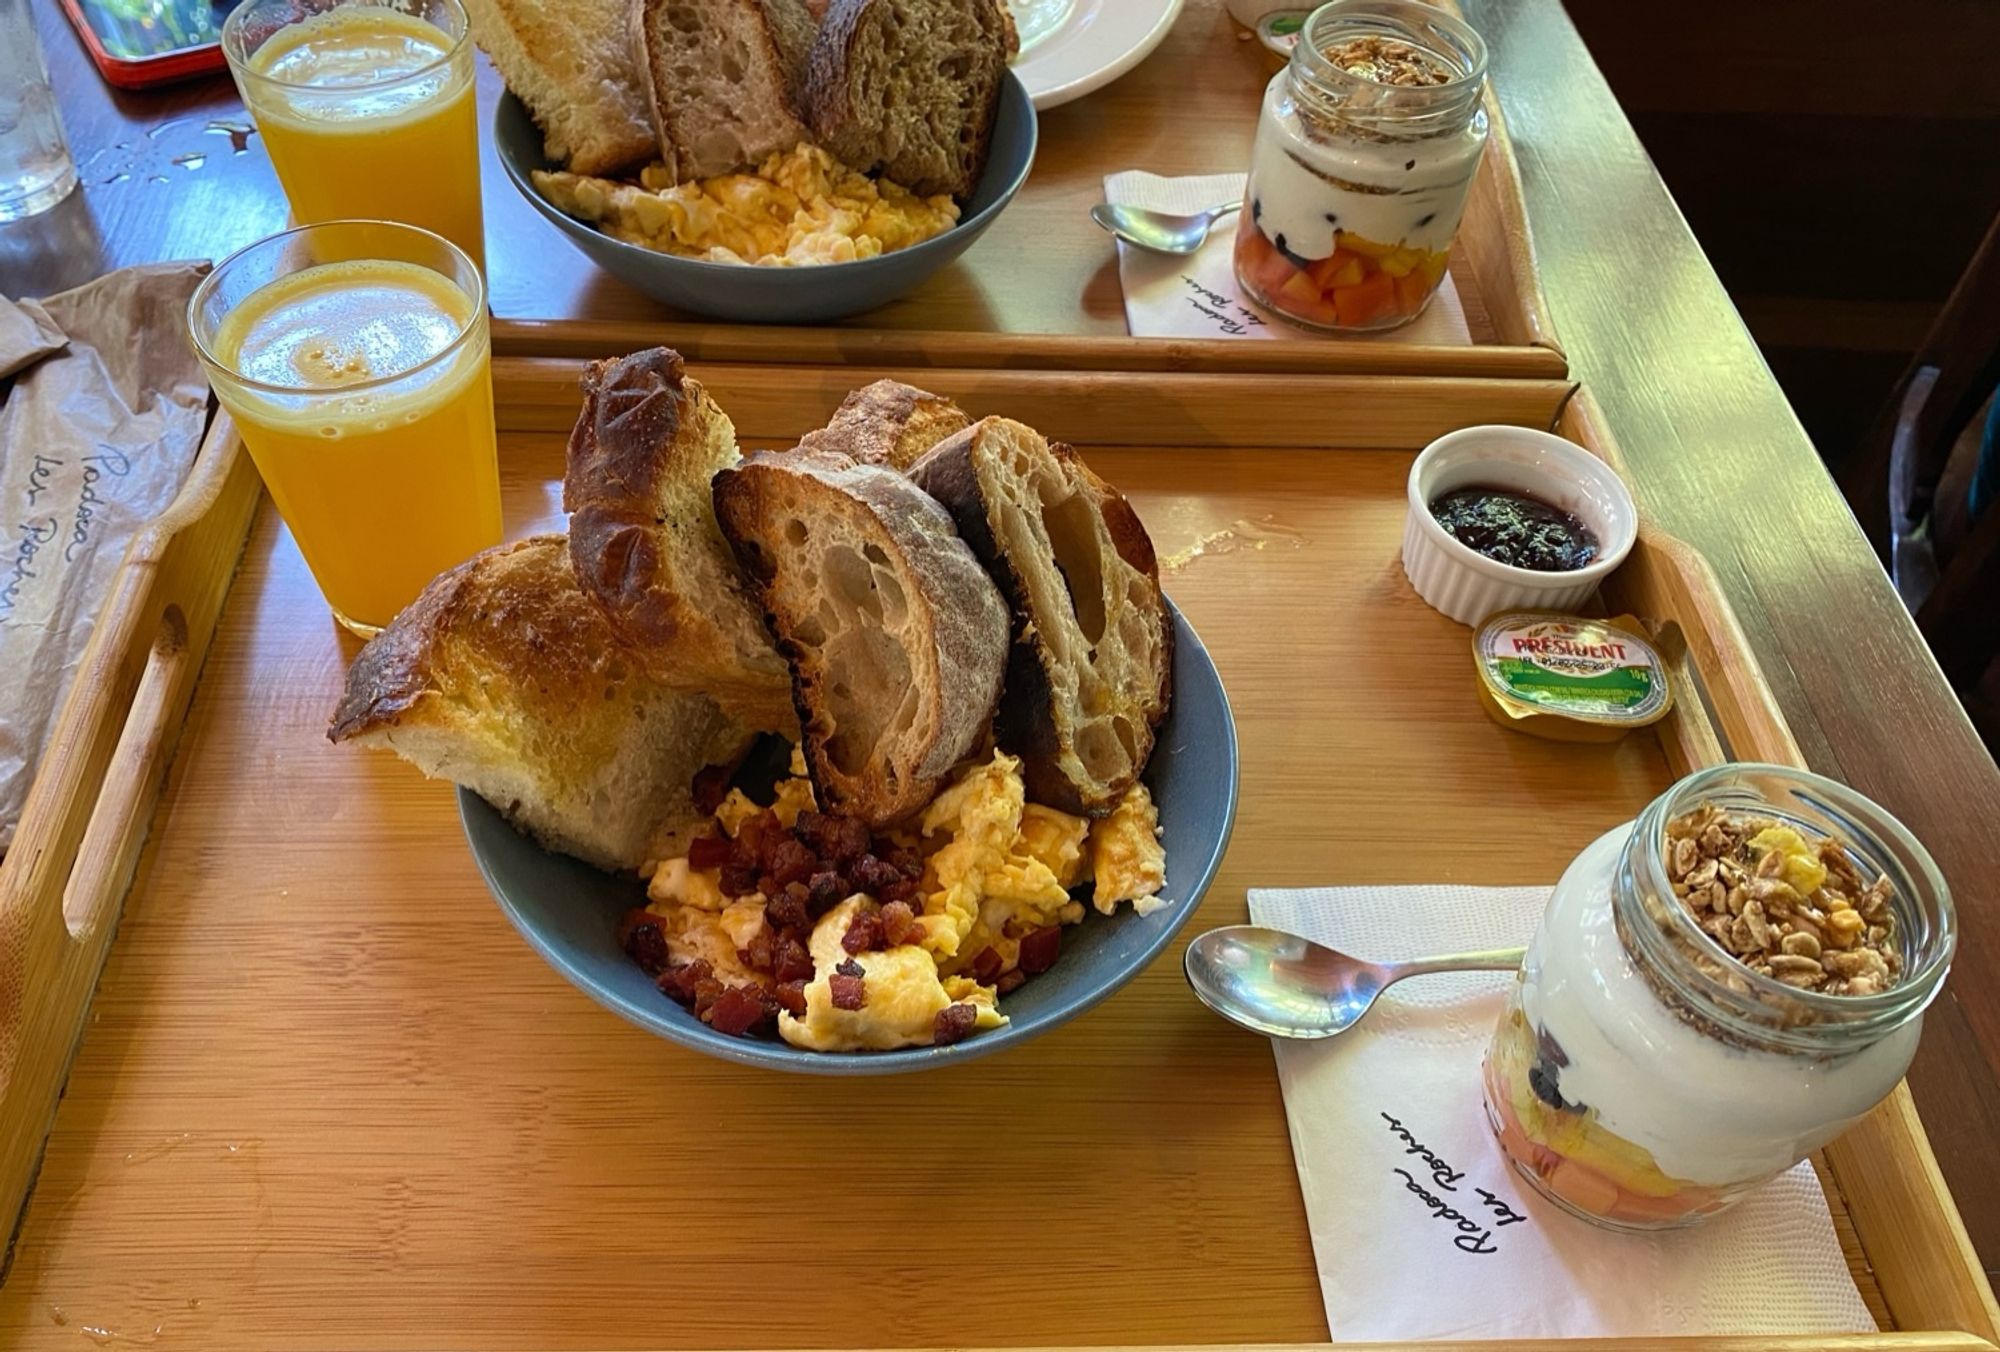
[62,606,190,941]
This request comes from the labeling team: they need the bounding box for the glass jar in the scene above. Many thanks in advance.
[1233,0,1489,332]
[1482,763,1954,1230]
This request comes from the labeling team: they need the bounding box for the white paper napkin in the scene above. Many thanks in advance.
[1103,170,1473,342]
[1249,883,1877,1343]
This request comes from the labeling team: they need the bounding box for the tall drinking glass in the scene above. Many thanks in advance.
[0,0,78,221]
[188,221,502,636]
[222,0,485,269]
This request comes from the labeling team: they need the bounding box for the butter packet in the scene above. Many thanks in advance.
[1473,610,1672,743]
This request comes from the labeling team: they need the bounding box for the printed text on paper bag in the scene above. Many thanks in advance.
[1381,1112,1527,1255]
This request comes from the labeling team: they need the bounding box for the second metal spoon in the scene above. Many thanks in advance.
[1090,200,1242,254]
[1184,924,1525,1040]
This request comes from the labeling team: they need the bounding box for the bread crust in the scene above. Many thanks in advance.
[793,379,971,471]
[464,0,656,174]
[330,535,752,870]
[563,348,796,730]
[909,420,1172,815]
[712,450,1008,825]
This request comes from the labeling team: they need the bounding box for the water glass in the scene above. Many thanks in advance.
[0,0,78,222]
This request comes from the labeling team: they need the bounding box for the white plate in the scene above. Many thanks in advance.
[1010,0,1186,110]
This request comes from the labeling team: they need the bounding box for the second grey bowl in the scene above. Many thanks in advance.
[493,74,1038,324]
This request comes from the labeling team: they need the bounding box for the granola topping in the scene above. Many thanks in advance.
[1664,805,1902,997]
[1320,35,1455,86]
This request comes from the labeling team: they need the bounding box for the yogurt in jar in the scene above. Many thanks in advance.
[1233,5,1489,332]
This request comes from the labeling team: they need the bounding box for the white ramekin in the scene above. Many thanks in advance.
[1400,424,1638,625]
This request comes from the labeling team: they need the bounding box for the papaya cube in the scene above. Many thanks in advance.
[1308,249,1364,290]
[1379,246,1423,279]
[1333,270,1396,326]
[1419,249,1450,287]
[1279,268,1323,306]
[1394,270,1432,314]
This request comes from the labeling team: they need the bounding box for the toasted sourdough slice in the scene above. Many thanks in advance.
[909,418,1172,815]
[329,536,755,872]
[464,0,655,174]
[563,348,796,731]
[711,450,1009,826]
[794,379,972,471]
[632,0,815,181]
[804,0,1017,199]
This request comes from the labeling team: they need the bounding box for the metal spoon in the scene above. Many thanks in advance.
[1090,200,1243,254]
[1183,925,1525,1040]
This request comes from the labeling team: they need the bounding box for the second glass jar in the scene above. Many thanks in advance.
[1234,0,1489,332]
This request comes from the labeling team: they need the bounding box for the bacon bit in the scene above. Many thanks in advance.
[719,858,761,897]
[807,869,846,913]
[766,888,809,932]
[656,958,714,1004]
[773,933,815,983]
[835,957,865,978]
[933,1003,978,1045]
[797,810,872,864]
[704,985,775,1036]
[829,973,866,1011]
[970,946,1003,985]
[618,908,672,975]
[1018,925,1062,976]
[687,833,731,870]
[995,969,1027,995]
[774,980,808,1018]
[849,853,903,897]
[688,974,726,1017]
[691,764,732,815]
[761,837,818,891]
[879,900,917,946]
[842,908,885,954]
[738,920,777,974]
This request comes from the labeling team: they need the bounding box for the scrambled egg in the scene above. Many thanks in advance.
[779,897,1006,1052]
[533,143,960,267]
[1091,784,1169,916]
[638,747,1170,1052]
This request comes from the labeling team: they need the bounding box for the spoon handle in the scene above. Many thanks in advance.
[1384,946,1527,979]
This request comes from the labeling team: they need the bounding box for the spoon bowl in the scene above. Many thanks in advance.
[1183,924,1525,1039]
[1091,200,1242,255]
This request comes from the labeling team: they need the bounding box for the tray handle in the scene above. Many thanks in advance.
[60,606,190,941]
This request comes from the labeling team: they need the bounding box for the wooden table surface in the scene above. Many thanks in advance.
[7,0,1999,1302]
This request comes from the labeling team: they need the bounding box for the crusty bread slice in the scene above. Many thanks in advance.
[909,418,1173,816]
[563,348,796,731]
[464,0,656,174]
[793,379,972,471]
[804,0,1017,199]
[632,0,815,181]
[329,536,754,872]
[711,450,1009,826]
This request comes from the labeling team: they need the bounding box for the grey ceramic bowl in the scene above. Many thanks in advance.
[492,75,1037,323]
[461,599,1236,1074]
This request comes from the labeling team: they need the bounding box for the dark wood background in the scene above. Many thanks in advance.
[1568,0,2000,481]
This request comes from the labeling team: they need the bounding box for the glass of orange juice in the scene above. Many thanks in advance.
[222,0,484,270]
[189,220,502,636]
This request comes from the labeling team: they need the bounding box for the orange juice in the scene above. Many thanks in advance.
[211,256,500,633]
[235,5,484,269]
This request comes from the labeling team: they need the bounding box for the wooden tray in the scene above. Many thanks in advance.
[1,364,1991,1352]
[481,0,1564,380]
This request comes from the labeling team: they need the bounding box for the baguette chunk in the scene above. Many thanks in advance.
[464,0,656,173]
[563,347,795,731]
[910,418,1172,815]
[794,378,972,471]
[712,450,1009,826]
[329,536,753,871]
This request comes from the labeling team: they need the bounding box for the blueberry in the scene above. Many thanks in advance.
[1274,233,1310,268]
[1528,1064,1566,1110]
[1323,211,1339,224]
[1535,1025,1570,1069]
[1404,158,1416,170]
[1251,196,1262,222]
[1416,212,1435,228]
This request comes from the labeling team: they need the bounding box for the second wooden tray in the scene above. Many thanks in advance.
[482,0,1562,380]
